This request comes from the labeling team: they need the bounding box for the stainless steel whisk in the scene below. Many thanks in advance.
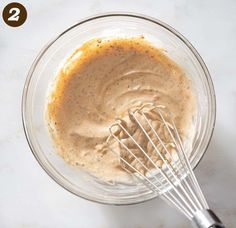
[107,104,224,228]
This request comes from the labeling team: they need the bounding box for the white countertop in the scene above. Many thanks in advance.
[1,0,236,227]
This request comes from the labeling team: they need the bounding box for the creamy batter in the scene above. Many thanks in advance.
[47,37,195,181]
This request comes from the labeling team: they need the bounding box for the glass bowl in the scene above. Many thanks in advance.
[22,13,216,205]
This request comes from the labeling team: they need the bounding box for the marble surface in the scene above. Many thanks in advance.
[1,0,236,227]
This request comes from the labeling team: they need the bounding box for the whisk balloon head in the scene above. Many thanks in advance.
[106,103,224,227]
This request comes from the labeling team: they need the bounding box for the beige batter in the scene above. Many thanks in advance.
[47,37,195,181]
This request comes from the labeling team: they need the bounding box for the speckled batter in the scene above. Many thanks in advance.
[47,37,195,181]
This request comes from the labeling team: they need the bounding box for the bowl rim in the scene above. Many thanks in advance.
[22,12,216,205]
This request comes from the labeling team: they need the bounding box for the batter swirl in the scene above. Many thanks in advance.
[47,37,195,181]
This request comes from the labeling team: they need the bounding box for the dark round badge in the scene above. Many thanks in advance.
[2,2,27,27]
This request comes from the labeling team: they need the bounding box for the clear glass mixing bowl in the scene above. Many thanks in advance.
[22,13,216,205]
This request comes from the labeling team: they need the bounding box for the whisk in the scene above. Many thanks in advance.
[107,103,224,228]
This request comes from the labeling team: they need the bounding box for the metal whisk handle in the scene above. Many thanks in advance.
[192,209,225,228]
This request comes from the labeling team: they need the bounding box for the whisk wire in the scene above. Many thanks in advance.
[153,107,208,210]
[139,110,204,209]
[172,120,209,209]
[129,110,199,214]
